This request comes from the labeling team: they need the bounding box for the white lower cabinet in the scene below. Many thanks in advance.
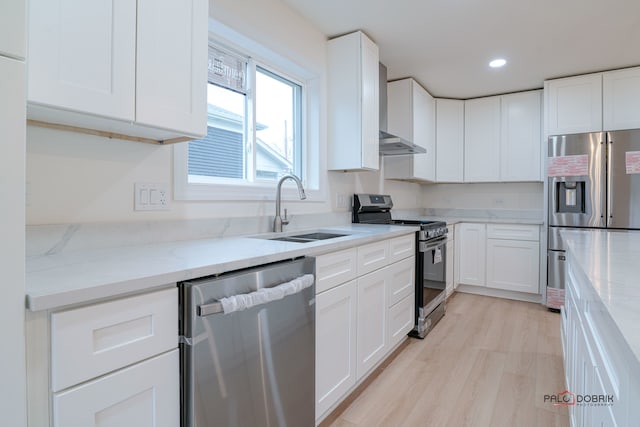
[457,223,486,286]
[356,269,387,378]
[53,350,179,427]
[457,223,540,296]
[315,280,357,418]
[445,235,454,297]
[315,234,415,422]
[486,238,539,293]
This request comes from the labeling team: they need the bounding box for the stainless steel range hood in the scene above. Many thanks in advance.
[378,63,426,156]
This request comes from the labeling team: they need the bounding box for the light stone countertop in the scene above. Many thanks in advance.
[561,229,640,364]
[26,224,419,311]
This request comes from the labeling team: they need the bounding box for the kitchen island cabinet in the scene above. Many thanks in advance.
[27,0,207,143]
[561,229,640,427]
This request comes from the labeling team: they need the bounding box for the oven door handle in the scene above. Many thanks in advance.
[419,236,447,252]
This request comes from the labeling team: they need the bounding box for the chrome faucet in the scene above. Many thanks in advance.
[274,174,306,232]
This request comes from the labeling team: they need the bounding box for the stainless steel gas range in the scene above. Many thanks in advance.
[353,194,448,339]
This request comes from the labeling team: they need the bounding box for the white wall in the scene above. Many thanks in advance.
[422,182,544,211]
[25,0,422,225]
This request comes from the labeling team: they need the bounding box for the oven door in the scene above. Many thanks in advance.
[417,236,447,316]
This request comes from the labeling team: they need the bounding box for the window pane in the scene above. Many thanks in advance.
[255,67,302,181]
[188,84,246,180]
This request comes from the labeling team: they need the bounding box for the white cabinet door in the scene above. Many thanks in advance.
[387,293,414,349]
[435,99,464,182]
[136,0,207,137]
[356,269,387,379]
[546,73,602,135]
[0,0,25,59]
[27,0,136,120]
[486,239,539,294]
[386,257,414,307]
[384,79,435,181]
[603,66,640,131]
[327,31,379,171]
[464,97,501,182]
[500,91,542,182]
[315,248,358,293]
[457,223,486,286]
[316,280,357,419]
[53,349,179,427]
[357,240,389,276]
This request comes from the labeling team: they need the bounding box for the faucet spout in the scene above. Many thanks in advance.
[274,174,306,232]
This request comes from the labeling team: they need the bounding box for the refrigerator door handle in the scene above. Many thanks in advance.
[607,133,613,227]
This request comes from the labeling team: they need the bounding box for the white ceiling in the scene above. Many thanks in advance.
[281,0,640,99]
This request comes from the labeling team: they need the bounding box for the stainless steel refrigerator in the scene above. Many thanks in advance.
[547,129,640,309]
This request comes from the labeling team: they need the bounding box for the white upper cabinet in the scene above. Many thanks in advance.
[435,99,464,182]
[384,78,436,182]
[500,90,542,182]
[135,0,207,136]
[545,73,602,135]
[464,96,501,182]
[603,66,640,131]
[328,31,379,171]
[28,0,137,121]
[27,0,207,142]
[0,0,25,59]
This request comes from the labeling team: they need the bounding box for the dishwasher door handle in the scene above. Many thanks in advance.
[197,273,315,317]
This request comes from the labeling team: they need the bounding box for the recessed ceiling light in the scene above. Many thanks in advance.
[489,58,507,68]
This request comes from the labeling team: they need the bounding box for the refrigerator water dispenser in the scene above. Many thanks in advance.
[556,181,585,213]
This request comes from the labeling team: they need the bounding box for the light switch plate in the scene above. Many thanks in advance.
[134,183,170,211]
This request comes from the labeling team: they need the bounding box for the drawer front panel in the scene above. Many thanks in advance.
[388,234,415,264]
[486,224,539,241]
[53,349,179,427]
[51,288,178,391]
[357,241,389,276]
[386,256,415,307]
[315,248,358,293]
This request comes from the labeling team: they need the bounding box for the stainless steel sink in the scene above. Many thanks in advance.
[262,232,350,243]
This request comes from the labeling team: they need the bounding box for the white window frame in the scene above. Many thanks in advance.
[174,19,325,202]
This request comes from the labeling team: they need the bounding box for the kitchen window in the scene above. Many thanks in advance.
[174,36,321,201]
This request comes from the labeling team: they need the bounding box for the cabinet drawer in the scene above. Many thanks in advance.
[388,234,415,263]
[51,288,178,392]
[53,349,179,427]
[357,241,389,276]
[386,257,415,307]
[315,248,358,293]
[387,293,414,348]
[486,224,539,241]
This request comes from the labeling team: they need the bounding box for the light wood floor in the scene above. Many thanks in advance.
[321,293,569,427]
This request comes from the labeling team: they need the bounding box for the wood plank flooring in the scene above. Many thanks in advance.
[321,293,569,427]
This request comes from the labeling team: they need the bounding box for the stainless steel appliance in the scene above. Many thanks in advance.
[179,257,315,427]
[352,194,448,338]
[547,130,640,309]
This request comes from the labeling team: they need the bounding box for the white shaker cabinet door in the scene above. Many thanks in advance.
[546,73,602,135]
[316,280,357,420]
[500,90,542,182]
[486,238,540,294]
[27,0,136,120]
[0,0,25,59]
[53,350,179,427]
[356,268,387,379]
[435,99,464,182]
[136,0,207,137]
[603,66,640,131]
[457,223,486,286]
[464,97,501,182]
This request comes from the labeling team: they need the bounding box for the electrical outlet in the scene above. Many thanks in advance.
[135,183,170,211]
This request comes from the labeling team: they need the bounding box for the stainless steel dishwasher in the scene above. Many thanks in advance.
[179,257,315,427]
